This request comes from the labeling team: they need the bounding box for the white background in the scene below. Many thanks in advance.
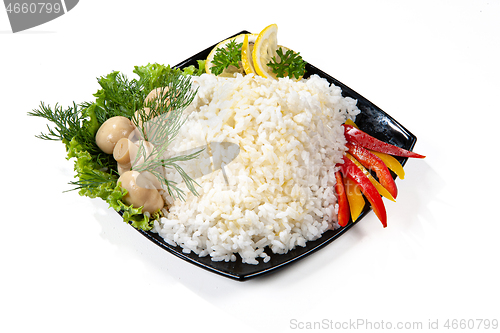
[1,1,499,332]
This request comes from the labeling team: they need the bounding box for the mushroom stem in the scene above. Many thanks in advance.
[113,138,139,175]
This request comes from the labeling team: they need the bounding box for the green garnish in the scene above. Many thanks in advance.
[92,71,142,124]
[182,60,206,76]
[67,136,124,212]
[29,102,99,153]
[267,47,306,79]
[132,70,203,201]
[210,39,243,76]
[29,102,85,143]
[29,62,205,231]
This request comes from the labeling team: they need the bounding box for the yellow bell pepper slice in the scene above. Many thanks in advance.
[370,150,405,180]
[345,153,396,202]
[344,176,365,222]
[344,118,358,128]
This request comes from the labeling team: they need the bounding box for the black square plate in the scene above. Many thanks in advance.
[132,31,417,281]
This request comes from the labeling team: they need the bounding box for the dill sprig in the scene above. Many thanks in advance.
[132,71,204,201]
[65,169,118,194]
[93,71,143,123]
[134,147,204,201]
[28,101,104,156]
[28,102,84,143]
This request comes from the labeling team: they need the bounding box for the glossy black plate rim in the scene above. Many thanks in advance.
[129,30,417,281]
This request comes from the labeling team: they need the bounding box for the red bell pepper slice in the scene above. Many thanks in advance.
[339,155,387,227]
[343,124,425,159]
[334,170,350,227]
[346,142,398,199]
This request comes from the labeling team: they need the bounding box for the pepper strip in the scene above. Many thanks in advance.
[346,142,398,199]
[334,170,350,227]
[345,153,395,202]
[343,124,425,158]
[344,176,365,222]
[370,150,405,180]
[344,118,358,128]
[340,156,387,227]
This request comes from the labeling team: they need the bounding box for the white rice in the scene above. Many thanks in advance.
[153,73,359,264]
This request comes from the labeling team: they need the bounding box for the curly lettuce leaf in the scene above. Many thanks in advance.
[81,102,101,139]
[119,201,157,231]
[67,138,118,198]
[107,184,157,231]
[181,60,206,76]
[134,63,176,94]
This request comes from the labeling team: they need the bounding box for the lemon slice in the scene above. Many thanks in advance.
[206,34,247,77]
[252,24,279,79]
[241,34,258,75]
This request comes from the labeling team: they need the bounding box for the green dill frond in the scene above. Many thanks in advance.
[28,102,84,143]
[65,169,118,195]
[93,71,143,123]
[131,70,202,201]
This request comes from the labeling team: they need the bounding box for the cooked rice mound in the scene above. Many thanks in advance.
[153,73,360,264]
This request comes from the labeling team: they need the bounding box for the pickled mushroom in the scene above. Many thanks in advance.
[95,116,135,154]
[117,170,164,214]
[113,138,160,175]
[113,138,138,175]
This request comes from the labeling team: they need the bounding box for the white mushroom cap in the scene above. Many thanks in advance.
[95,116,135,154]
[117,171,164,214]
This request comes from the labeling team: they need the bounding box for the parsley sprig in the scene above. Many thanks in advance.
[267,47,306,79]
[210,39,243,76]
